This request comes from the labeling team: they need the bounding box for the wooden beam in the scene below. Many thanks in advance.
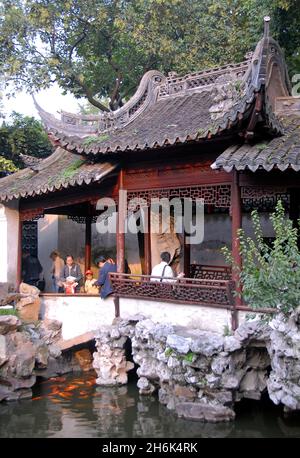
[231,169,242,330]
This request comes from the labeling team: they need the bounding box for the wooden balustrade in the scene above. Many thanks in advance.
[189,264,232,281]
[109,272,235,308]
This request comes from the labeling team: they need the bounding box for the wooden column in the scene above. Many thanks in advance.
[231,169,242,330]
[17,218,23,288]
[84,215,92,272]
[117,169,126,273]
[144,205,151,275]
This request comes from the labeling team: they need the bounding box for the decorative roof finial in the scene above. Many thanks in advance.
[264,16,270,38]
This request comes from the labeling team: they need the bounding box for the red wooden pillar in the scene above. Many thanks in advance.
[144,205,151,275]
[117,169,126,273]
[231,169,242,330]
[84,215,92,272]
[17,217,23,289]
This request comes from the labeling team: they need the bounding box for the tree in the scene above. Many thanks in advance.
[222,201,300,315]
[1,1,298,112]
[0,112,53,169]
[0,156,18,175]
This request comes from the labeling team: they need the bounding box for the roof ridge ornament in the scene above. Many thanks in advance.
[264,16,271,38]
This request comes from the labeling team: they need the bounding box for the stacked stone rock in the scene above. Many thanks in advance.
[0,315,84,401]
[93,317,274,422]
[93,321,135,386]
[267,306,300,411]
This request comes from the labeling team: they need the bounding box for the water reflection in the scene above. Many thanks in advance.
[0,372,300,438]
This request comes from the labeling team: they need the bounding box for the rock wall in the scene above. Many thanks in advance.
[267,307,300,411]
[93,317,272,422]
[0,315,89,402]
[93,308,300,421]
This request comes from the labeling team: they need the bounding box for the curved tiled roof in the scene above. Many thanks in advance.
[0,147,118,201]
[211,115,300,172]
[34,26,290,156]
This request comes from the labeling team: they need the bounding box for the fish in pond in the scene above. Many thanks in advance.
[58,392,73,399]
[64,384,78,392]
[49,376,67,383]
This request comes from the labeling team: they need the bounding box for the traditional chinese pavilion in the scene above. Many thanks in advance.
[0,18,299,332]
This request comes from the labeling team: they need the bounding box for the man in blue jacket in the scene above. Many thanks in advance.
[95,255,117,299]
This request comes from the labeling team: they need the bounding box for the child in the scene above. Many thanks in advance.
[63,276,78,294]
[84,269,99,294]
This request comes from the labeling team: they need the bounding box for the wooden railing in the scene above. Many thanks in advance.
[109,272,235,308]
[189,264,232,281]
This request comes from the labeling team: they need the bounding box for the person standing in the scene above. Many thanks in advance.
[22,250,43,287]
[94,255,117,299]
[60,255,83,293]
[150,251,184,282]
[49,250,64,293]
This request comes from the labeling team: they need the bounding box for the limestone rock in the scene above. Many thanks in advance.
[224,336,242,352]
[41,319,62,332]
[0,315,21,335]
[0,335,8,367]
[34,342,49,368]
[166,334,190,354]
[74,349,93,372]
[267,309,300,411]
[173,384,196,401]
[234,320,270,345]
[137,376,156,395]
[16,296,40,323]
[19,282,40,296]
[176,402,235,422]
[190,332,224,356]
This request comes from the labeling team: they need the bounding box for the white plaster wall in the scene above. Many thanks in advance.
[38,215,59,291]
[1,201,20,287]
[0,205,7,283]
[119,297,231,334]
[42,295,115,340]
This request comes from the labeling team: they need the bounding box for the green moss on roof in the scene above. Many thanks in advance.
[56,159,84,182]
[83,134,110,146]
[255,142,269,151]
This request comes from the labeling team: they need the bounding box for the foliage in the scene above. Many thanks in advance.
[0,308,17,316]
[222,200,300,315]
[0,156,18,173]
[0,112,53,168]
[164,347,173,357]
[223,324,233,337]
[0,1,299,112]
[183,351,196,363]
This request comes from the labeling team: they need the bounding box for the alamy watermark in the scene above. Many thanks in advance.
[95,190,204,245]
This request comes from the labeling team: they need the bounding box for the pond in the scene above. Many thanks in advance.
[0,372,300,438]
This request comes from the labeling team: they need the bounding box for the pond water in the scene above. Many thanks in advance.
[0,371,300,438]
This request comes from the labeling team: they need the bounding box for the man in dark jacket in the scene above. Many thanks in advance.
[60,255,83,293]
[22,250,43,286]
[95,256,117,299]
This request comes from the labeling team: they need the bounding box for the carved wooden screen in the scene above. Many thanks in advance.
[22,221,38,257]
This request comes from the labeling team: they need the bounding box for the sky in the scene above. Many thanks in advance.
[2,83,85,121]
